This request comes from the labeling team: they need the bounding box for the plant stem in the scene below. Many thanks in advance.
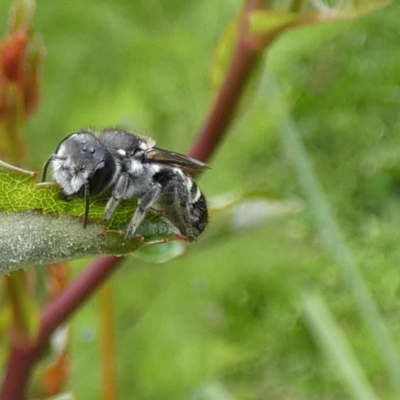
[39,256,123,340]
[0,255,124,400]
[188,0,263,162]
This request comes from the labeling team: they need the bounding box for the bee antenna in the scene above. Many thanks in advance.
[41,156,54,182]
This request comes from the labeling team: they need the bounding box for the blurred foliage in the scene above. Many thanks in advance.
[1,0,400,399]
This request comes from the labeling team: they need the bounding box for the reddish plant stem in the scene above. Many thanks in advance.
[0,346,37,400]
[39,256,123,341]
[0,255,124,400]
[188,0,263,162]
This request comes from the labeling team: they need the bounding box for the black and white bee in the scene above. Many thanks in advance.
[41,129,209,241]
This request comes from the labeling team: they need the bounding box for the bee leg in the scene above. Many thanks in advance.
[155,170,208,241]
[125,183,161,240]
[103,172,129,221]
[41,155,54,182]
[158,177,194,241]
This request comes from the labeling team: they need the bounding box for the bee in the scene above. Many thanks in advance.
[41,129,209,241]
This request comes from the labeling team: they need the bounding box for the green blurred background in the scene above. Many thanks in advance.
[2,0,400,398]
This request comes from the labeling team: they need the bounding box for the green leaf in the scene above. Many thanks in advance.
[46,393,74,400]
[134,241,186,264]
[316,0,391,18]
[248,1,392,45]
[189,382,234,400]
[0,161,178,272]
[210,18,238,91]
[249,10,297,37]
[199,191,302,246]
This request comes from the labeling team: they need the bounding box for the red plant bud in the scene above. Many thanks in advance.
[0,30,28,82]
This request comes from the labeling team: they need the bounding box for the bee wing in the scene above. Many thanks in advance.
[145,147,210,174]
